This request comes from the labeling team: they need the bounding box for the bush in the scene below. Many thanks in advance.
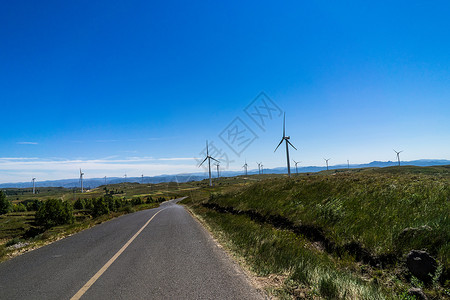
[74,198,85,210]
[84,199,94,210]
[13,203,27,212]
[0,191,12,215]
[35,199,74,229]
[131,197,143,205]
[24,199,42,211]
[92,197,109,217]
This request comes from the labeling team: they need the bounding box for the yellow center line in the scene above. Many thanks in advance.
[70,208,167,300]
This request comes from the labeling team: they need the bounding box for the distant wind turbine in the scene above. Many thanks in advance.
[215,163,220,178]
[256,162,262,175]
[292,160,301,175]
[141,174,144,184]
[32,178,36,194]
[79,169,84,193]
[260,164,263,174]
[199,140,219,186]
[324,158,330,171]
[347,160,350,169]
[393,149,403,166]
[274,113,297,177]
[104,176,107,185]
[242,160,248,176]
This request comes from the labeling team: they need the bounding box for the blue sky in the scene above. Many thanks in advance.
[1,1,449,183]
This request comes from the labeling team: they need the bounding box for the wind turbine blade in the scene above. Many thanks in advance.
[274,139,283,152]
[198,157,208,167]
[206,141,209,156]
[210,157,219,163]
[283,112,286,138]
[287,140,297,150]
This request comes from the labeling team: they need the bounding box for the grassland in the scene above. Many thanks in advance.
[182,165,450,299]
[1,165,449,298]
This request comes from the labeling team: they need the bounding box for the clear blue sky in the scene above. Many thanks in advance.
[1,1,449,183]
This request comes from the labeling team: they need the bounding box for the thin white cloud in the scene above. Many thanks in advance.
[0,156,205,183]
[17,142,38,145]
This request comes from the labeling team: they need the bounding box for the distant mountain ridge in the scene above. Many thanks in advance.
[1,159,448,189]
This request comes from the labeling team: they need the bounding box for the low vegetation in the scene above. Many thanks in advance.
[182,166,450,299]
[0,184,177,262]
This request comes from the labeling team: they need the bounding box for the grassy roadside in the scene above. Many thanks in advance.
[0,202,160,263]
[181,166,450,299]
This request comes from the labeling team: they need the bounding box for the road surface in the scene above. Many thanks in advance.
[0,199,264,299]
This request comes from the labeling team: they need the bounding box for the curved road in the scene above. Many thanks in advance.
[0,199,264,299]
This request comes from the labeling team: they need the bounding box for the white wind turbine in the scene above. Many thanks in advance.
[32,178,36,194]
[79,169,84,193]
[199,140,219,186]
[215,162,220,178]
[256,162,262,175]
[242,160,248,176]
[274,113,297,177]
[324,158,330,171]
[292,160,301,175]
[393,149,403,166]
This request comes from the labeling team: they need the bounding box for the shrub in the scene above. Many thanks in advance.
[35,199,74,229]
[0,191,12,214]
[92,197,109,217]
[131,197,143,205]
[84,199,94,210]
[13,203,27,212]
[74,198,85,210]
[24,199,42,211]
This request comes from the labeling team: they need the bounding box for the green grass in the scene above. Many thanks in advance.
[204,170,449,268]
[191,205,388,299]
[182,165,450,299]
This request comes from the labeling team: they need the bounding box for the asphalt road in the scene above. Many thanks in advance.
[0,199,264,299]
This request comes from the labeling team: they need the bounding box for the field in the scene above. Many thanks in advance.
[182,165,450,299]
[1,165,449,299]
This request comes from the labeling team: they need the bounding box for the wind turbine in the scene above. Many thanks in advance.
[256,162,262,175]
[292,160,301,175]
[347,160,350,169]
[104,176,107,185]
[141,174,144,184]
[215,163,220,178]
[261,164,264,174]
[324,158,330,171]
[199,140,219,186]
[79,169,84,193]
[274,113,297,177]
[393,149,403,166]
[32,178,36,194]
[242,160,248,176]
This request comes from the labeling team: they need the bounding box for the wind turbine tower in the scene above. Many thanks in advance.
[275,113,297,177]
[261,164,264,174]
[141,174,144,184]
[393,149,403,166]
[215,163,220,178]
[199,140,219,186]
[324,158,331,171]
[292,160,300,175]
[347,160,350,169]
[256,162,262,175]
[32,178,36,194]
[79,169,84,193]
[104,176,107,185]
[242,160,248,176]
